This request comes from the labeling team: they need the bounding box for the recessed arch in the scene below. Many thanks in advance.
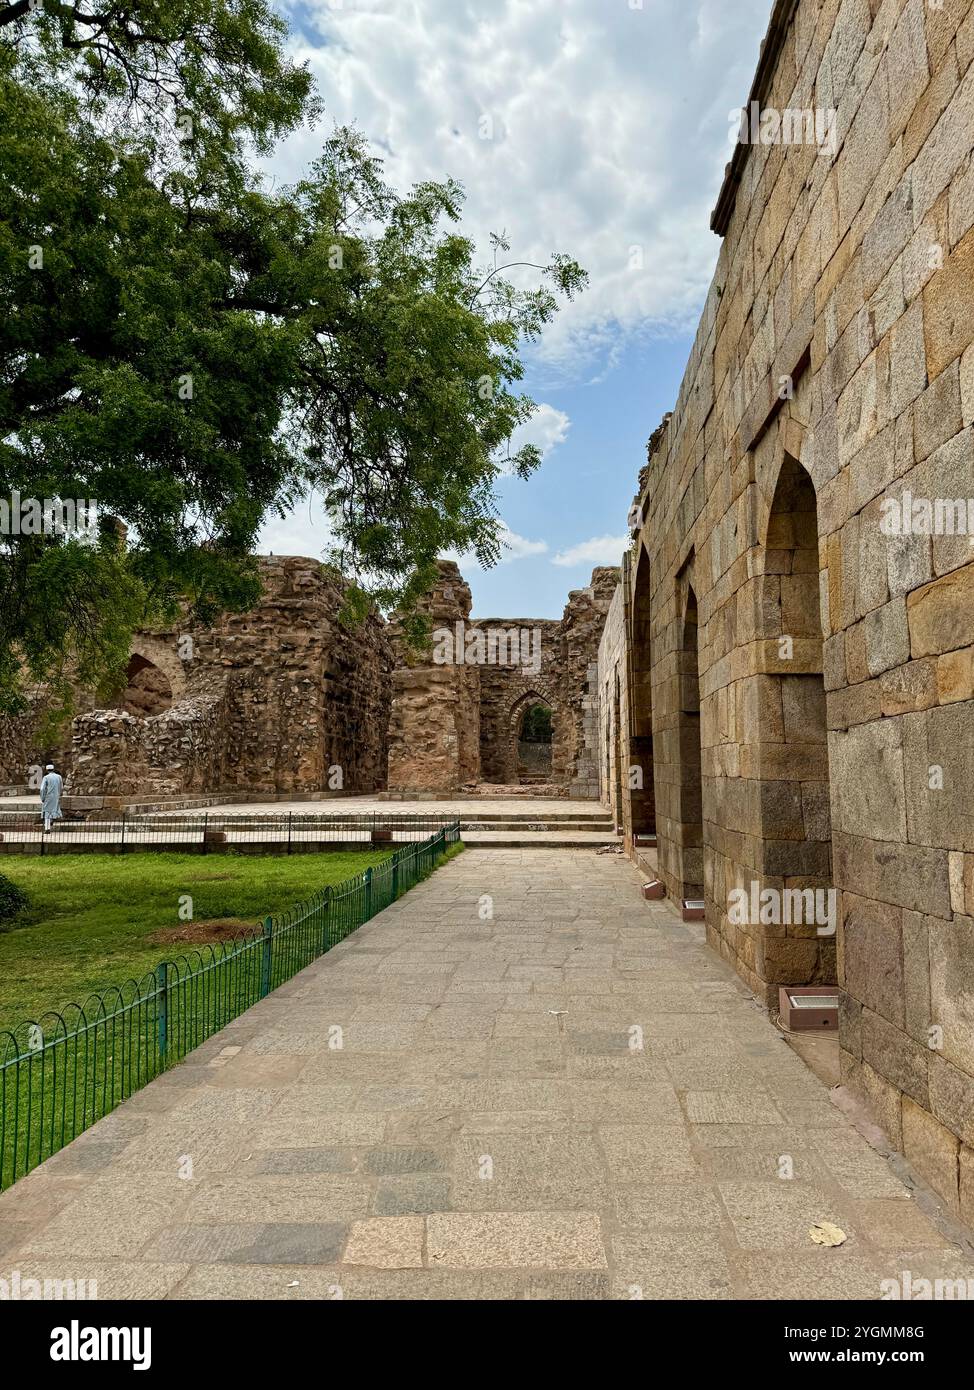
[754,449,835,989]
[629,539,656,838]
[513,695,553,783]
[676,579,704,901]
[126,635,188,705]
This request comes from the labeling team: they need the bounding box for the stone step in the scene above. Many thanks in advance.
[462,830,622,848]
[458,814,613,827]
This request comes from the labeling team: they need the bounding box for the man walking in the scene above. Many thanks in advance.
[40,763,63,833]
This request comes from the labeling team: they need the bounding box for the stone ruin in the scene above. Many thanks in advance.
[387,560,619,798]
[0,555,617,806]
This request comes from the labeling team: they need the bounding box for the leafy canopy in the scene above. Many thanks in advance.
[0,1,585,709]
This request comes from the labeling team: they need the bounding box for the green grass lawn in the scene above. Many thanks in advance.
[0,850,393,1035]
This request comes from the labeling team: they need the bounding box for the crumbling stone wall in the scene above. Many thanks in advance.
[606,0,974,1218]
[0,707,66,787]
[387,562,481,795]
[557,568,620,798]
[65,557,393,803]
[385,562,618,795]
[475,621,566,785]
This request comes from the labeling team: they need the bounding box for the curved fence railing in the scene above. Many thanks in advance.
[0,820,460,1190]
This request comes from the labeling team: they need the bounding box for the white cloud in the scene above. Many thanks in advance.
[552,534,629,568]
[273,0,772,381]
[497,522,548,562]
[443,519,548,569]
[508,403,570,463]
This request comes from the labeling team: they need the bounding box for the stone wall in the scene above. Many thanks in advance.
[475,619,567,785]
[387,563,481,795]
[49,557,393,804]
[596,568,629,831]
[558,568,620,798]
[604,0,974,1219]
[0,705,72,788]
[385,561,619,795]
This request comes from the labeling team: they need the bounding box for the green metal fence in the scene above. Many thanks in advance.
[0,821,460,1190]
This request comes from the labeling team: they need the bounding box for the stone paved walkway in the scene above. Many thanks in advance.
[1,848,972,1300]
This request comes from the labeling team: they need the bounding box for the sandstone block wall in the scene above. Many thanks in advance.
[596,573,629,830]
[605,0,974,1218]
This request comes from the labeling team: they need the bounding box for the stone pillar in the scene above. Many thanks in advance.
[387,561,481,794]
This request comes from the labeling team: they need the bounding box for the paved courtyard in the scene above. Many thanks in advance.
[1,848,972,1300]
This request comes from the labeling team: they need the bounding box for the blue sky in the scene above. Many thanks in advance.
[478,333,693,618]
[259,0,774,617]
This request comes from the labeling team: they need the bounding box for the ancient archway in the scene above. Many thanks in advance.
[125,635,188,706]
[514,697,553,783]
[508,690,556,785]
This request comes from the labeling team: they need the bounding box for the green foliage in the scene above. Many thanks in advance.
[520,703,553,743]
[0,870,28,925]
[0,2,585,705]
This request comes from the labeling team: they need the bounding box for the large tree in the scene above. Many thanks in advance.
[0,3,584,711]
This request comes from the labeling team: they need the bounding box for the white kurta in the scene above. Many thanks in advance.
[40,772,63,823]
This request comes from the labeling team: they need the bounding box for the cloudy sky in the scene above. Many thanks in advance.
[259,0,774,616]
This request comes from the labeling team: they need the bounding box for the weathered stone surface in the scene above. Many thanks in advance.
[829,721,906,843]
[841,894,904,1027]
[907,565,974,657]
[387,561,617,796]
[862,1009,929,1108]
[864,598,911,676]
[902,1097,960,1212]
[927,913,974,1075]
[595,0,974,1223]
[923,224,974,379]
[833,833,952,918]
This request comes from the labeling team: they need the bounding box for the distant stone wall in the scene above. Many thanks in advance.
[387,563,481,795]
[385,561,619,795]
[188,558,393,798]
[596,575,629,830]
[16,556,395,806]
[476,621,565,785]
[0,707,52,788]
[557,568,620,798]
[0,689,94,788]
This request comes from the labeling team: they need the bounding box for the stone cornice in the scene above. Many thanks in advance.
[710,0,801,237]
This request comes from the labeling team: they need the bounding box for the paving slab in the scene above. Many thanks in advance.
[0,847,972,1299]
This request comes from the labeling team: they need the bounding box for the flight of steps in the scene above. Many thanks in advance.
[458,805,620,849]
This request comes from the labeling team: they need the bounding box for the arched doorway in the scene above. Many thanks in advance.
[514,697,553,783]
[629,541,656,838]
[121,654,173,717]
[755,451,835,988]
[676,582,704,903]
